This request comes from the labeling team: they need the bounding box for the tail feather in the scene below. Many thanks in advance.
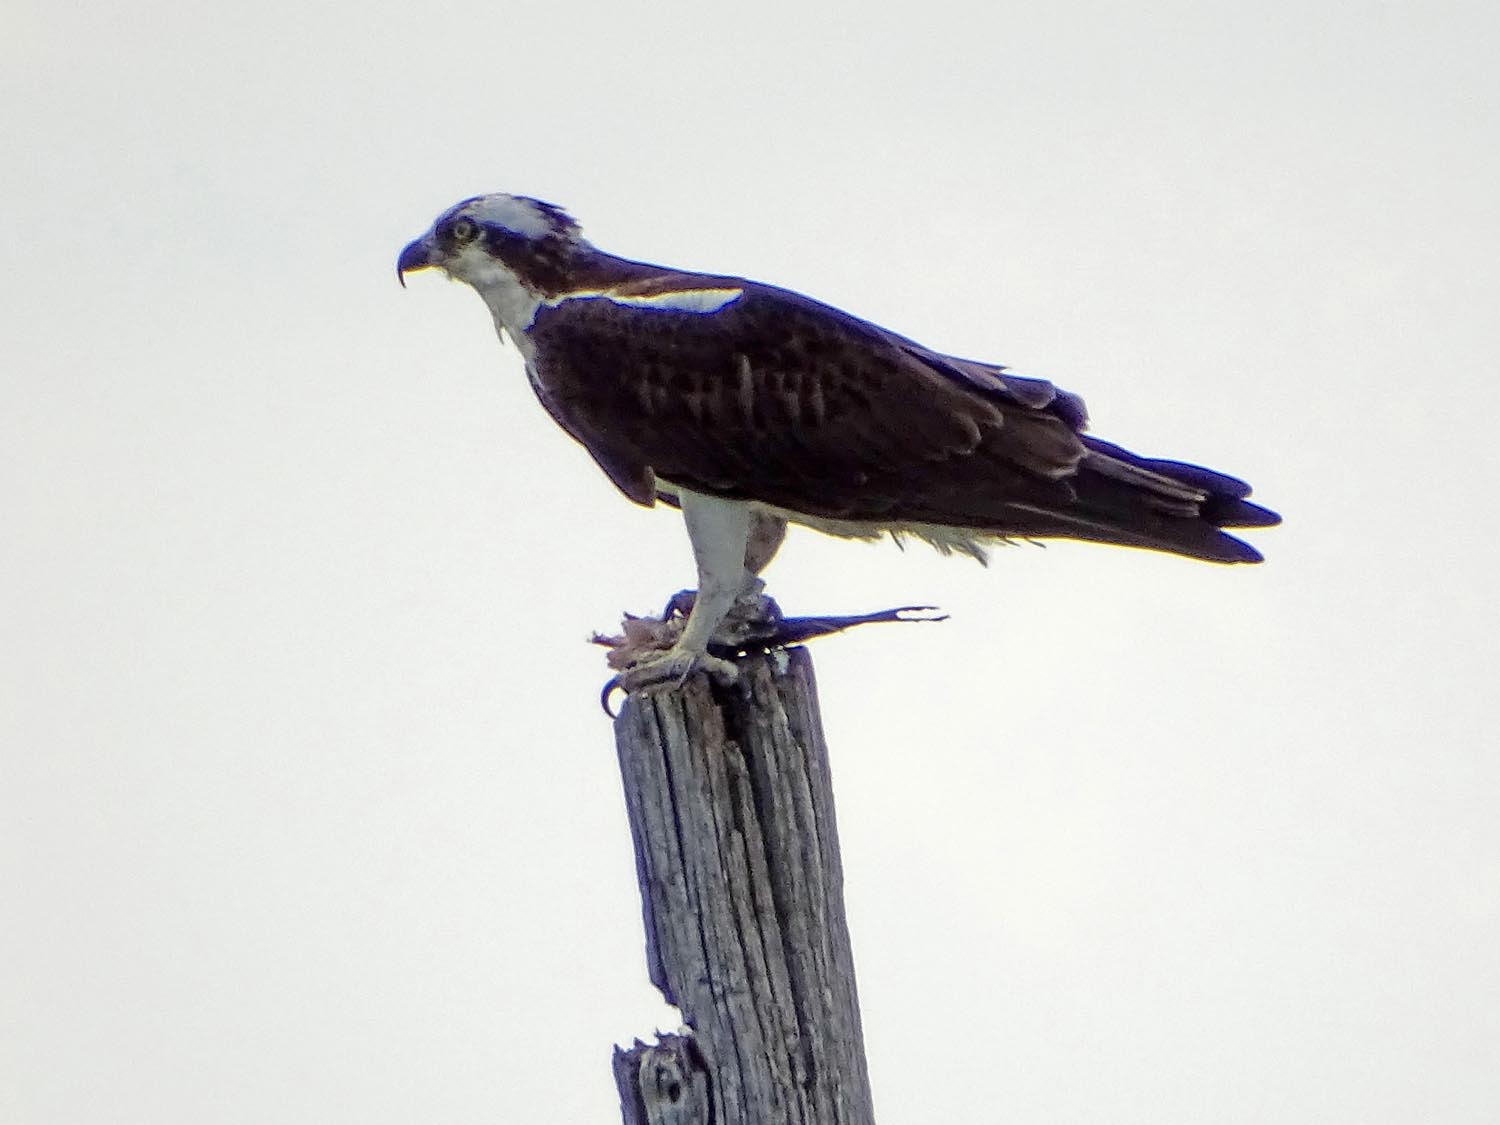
[1203,494,1281,530]
[1059,436,1279,563]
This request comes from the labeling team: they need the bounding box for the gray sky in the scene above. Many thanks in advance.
[4,1,1498,1121]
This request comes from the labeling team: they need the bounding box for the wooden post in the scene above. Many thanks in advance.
[610,646,876,1125]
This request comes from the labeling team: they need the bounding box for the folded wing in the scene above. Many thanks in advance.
[525,280,1278,563]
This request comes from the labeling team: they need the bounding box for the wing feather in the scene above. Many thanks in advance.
[523,278,1276,562]
[527,282,1081,513]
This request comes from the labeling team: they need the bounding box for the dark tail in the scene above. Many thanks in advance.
[1057,436,1280,563]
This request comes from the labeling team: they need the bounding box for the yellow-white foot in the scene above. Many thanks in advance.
[659,588,781,643]
[616,646,740,692]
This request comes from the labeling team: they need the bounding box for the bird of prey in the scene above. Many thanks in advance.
[398,193,1278,688]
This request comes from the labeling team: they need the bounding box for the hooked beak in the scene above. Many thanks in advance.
[397,237,436,288]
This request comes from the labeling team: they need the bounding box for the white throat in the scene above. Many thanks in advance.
[459,260,543,358]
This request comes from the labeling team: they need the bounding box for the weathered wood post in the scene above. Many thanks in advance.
[610,646,876,1125]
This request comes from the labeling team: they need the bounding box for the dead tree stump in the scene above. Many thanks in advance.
[611,647,875,1125]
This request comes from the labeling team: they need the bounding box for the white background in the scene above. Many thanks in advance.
[5,2,1497,1121]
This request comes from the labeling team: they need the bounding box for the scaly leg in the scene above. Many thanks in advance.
[618,492,753,689]
[744,511,787,576]
[661,510,786,622]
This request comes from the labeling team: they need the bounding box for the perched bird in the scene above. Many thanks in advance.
[398,193,1278,688]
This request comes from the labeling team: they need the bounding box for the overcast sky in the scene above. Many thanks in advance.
[4,2,1498,1122]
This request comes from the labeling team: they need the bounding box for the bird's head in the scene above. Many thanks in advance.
[397,193,586,295]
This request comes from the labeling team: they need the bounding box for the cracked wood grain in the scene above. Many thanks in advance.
[612,648,875,1125]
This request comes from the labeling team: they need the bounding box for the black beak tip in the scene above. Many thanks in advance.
[396,239,430,288]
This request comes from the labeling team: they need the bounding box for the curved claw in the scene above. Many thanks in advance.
[599,648,741,716]
[661,589,696,621]
[600,674,626,717]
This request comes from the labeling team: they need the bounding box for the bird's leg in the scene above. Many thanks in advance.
[618,493,752,690]
[661,511,786,629]
[718,511,785,638]
[744,510,787,577]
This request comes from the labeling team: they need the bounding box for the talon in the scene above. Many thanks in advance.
[662,589,696,620]
[600,674,626,717]
[617,648,740,693]
[707,592,782,649]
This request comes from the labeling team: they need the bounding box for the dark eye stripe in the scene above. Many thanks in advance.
[436,217,480,249]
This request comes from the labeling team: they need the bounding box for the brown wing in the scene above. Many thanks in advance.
[524,279,1278,562]
[525,280,1088,518]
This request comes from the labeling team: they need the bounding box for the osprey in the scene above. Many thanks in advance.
[398,193,1278,688]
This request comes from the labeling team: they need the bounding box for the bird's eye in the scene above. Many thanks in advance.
[447,218,478,244]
